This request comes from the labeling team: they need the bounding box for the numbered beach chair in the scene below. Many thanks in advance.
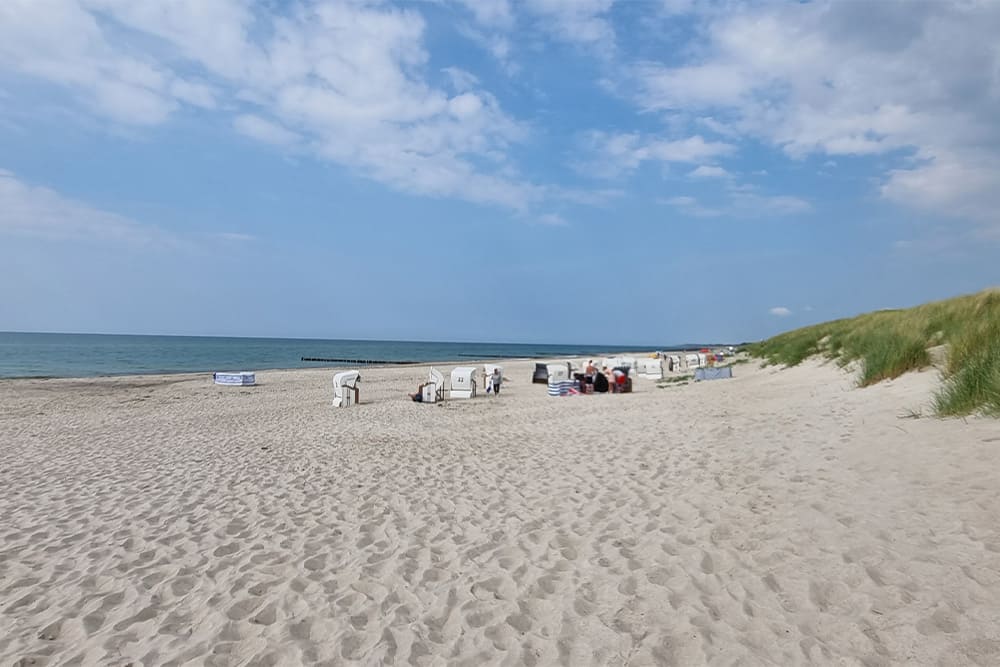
[449,367,477,399]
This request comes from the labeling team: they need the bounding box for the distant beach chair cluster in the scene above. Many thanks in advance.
[208,347,739,407]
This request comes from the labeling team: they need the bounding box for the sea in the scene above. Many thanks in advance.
[0,332,680,379]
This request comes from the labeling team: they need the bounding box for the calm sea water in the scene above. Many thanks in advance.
[0,332,664,379]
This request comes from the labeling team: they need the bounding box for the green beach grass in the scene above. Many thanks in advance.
[748,288,1000,416]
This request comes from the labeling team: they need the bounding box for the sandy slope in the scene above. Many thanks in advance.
[1,359,998,666]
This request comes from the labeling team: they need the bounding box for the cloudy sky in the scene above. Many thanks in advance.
[1,0,998,344]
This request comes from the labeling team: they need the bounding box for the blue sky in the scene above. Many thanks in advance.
[1,0,998,345]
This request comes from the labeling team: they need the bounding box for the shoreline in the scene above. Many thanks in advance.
[0,350,681,383]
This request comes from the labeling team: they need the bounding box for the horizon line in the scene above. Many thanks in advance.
[0,330,748,349]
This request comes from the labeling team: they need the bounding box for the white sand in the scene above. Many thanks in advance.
[1,359,999,665]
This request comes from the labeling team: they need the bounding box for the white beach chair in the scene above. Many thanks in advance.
[422,367,446,403]
[636,358,663,379]
[546,362,569,383]
[449,367,477,399]
[332,370,361,407]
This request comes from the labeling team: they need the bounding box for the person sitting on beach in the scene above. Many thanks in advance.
[409,383,428,402]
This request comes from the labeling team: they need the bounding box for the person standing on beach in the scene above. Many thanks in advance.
[490,368,502,396]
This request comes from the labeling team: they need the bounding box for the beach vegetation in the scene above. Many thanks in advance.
[748,288,1000,416]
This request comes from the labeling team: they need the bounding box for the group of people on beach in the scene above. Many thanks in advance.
[409,361,631,401]
[581,359,628,393]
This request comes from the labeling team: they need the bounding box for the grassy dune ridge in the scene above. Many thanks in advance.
[749,288,1000,416]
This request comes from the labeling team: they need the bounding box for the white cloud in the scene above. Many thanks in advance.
[662,195,721,218]
[688,165,729,179]
[0,1,541,211]
[169,79,217,109]
[0,169,264,249]
[442,67,480,92]
[537,213,568,226]
[628,1,1000,225]
[233,115,299,147]
[0,0,215,126]
[582,132,734,177]
[524,0,617,49]
[453,0,513,29]
[455,24,519,76]
[731,193,811,215]
[664,192,809,218]
[0,169,167,244]
[769,307,791,317]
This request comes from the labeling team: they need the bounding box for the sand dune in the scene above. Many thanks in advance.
[1,359,999,665]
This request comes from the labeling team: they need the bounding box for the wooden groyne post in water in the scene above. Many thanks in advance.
[301,357,420,365]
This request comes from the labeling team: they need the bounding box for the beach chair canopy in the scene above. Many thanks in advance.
[532,363,548,383]
[546,362,570,382]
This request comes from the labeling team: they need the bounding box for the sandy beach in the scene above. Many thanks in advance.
[1,358,998,666]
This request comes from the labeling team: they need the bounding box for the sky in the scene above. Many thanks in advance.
[1,0,999,345]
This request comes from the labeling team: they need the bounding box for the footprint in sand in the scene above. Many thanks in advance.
[112,605,158,631]
[506,611,533,634]
[83,611,106,634]
[252,602,278,626]
[700,552,715,574]
[646,567,672,587]
[463,603,496,629]
[916,609,959,635]
[303,554,326,571]
[864,566,886,586]
[37,620,62,641]
[618,576,638,595]
[99,590,125,611]
[226,598,263,621]
[213,542,241,557]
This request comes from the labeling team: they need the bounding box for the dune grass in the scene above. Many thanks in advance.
[748,288,1000,416]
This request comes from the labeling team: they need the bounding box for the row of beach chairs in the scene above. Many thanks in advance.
[419,364,503,403]
[331,364,503,407]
